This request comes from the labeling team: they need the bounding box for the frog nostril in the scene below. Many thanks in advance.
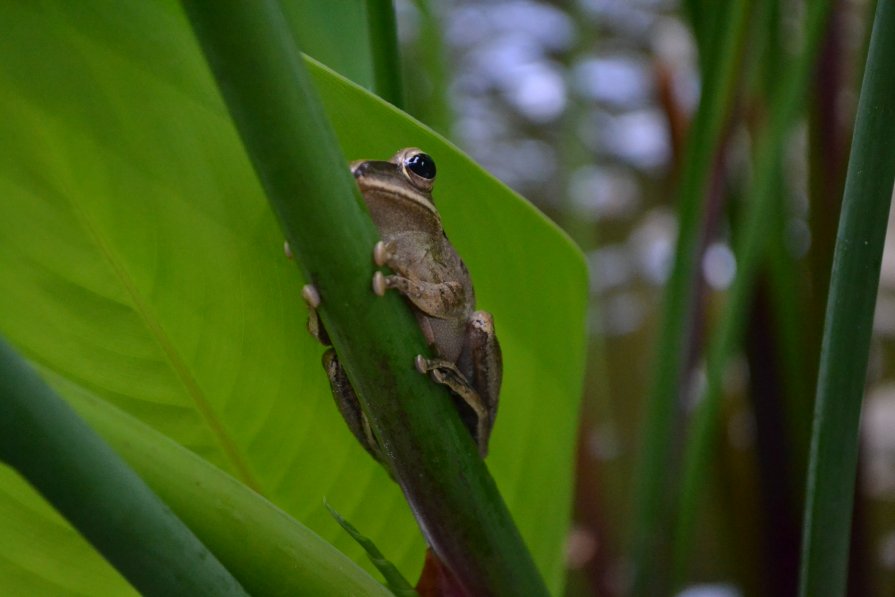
[351,163,368,178]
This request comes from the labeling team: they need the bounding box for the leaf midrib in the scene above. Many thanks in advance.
[67,191,263,494]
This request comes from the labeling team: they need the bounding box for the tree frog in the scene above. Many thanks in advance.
[295,148,502,464]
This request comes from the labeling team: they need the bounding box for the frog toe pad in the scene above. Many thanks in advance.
[301,284,321,309]
[372,271,388,296]
[373,241,391,267]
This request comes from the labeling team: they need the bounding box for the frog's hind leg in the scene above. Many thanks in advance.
[418,311,502,456]
[322,349,384,466]
[414,356,491,456]
[463,311,502,434]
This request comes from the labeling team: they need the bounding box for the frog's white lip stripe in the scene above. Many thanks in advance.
[354,174,438,216]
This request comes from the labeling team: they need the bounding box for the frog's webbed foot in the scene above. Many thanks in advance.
[414,355,491,457]
[323,350,388,468]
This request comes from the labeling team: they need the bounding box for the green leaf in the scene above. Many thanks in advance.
[799,2,895,595]
[0,1,586,594]
[325,501,417,596]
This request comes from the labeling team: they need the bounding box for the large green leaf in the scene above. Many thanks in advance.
[0,1,586,594]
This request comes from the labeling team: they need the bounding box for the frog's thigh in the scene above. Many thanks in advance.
[322,349,381,462]
[465,311,502,419]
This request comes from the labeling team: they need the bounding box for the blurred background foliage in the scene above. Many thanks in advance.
[390,0,892,595]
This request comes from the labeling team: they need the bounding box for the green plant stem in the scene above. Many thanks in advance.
[0,338,248,597]
[800,1,895,594]
[179,1,546,594]
[405,0,452,135]
[674,0,832,582]
[366,0,404,108]
[630,1,750,593]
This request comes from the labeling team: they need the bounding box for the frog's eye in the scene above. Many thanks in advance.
[404,152,436,180]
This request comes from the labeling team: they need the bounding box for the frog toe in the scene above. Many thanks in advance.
[372,271,389,296]
[301,284,321,309]
[373,240,392,267]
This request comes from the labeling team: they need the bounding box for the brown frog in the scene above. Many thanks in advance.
[295,148,502,465]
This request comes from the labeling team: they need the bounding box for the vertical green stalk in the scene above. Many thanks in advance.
[629,2,750,593]
[0,338,248,596]
[179,1,546,594]
[401,0,453,135]
[366,0,404,108]
[674,0,832,581]
[800,2,895,595]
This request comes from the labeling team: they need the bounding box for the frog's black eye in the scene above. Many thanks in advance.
[405,152,436,180]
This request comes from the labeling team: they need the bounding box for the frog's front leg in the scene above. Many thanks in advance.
[372,241,467,317]
[372,271,466,316]
[415,312,502,456]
